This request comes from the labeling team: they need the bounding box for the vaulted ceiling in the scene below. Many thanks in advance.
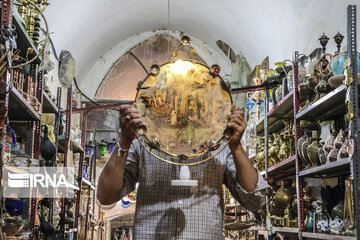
[44,0,359,98]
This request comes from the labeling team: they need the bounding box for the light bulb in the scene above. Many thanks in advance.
[170,60,193,74]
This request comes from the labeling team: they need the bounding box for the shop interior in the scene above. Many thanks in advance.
[0,0,360,239]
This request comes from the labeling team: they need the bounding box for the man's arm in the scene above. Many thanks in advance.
[97,141,129,205]
[227,110,258,192]
[97,105,141,205]
[230,144,258,192]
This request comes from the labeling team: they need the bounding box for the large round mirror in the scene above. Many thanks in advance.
[135,60,232,159]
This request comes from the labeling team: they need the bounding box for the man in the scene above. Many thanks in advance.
[97,105,269,239]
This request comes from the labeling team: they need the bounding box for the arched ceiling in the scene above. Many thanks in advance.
[44,0,359,97]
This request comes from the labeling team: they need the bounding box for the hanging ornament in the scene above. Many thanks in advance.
[150,64,160,76]
[210,64,221,76]
[180,35,191,46]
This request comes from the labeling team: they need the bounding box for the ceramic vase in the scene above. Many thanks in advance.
[298,133,308,165]
[318,145,327,165]
[307,131,321,168]
[301,131,312,169]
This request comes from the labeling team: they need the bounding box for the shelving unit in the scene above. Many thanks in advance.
[57,135,84,153]
[10,4,40,62]
[302,232,356,240]
[299,158,351,178]
[292,7,359,239]
[82,177,96,190]
[256,90,294,134]
[9,87,40,121]
[0,2,49,238]
[296,85,346,121]
[272,227,299,233]
[260,155,296,178]
[246,6,359,240]
[0,2,99,239]
[43,90,59,114]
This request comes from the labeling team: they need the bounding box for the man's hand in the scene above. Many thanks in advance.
[226,109,257,192]
[97,104,141,206]
[227,110,247,150]
[119,105,142,148]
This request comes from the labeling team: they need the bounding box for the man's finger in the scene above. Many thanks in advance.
[228,117,243,126]
[128,113,141,120]
[231,110,244,117]
[129,119,142,127]
[121,108,139,117]
[229,119,246,131]
[229,113,245,122]
[227,122,244,134]
[120,104,133,113]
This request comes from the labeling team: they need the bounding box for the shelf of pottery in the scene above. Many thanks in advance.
[247,13,359,240]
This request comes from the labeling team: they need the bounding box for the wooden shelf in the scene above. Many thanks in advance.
[272,227,298,233]
[302,232,356,240]
[261,155,296,178]
[67,183,79,191]
[82,178,95,190]
[57,135,84,154]
[4,163,28,174]
[9,87,40,121]
[42,91,58,114]
[296,85,346,121]
[247,226,266,231]
[268,90,294,117]
[65,228,78,234]
[256,91,294,134]
[299,158,351,178]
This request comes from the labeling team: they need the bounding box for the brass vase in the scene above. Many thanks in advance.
[292,194,298,216]
[303,187,312,211]
[274,182,293,214]
[307,131,321,168]
[279,133,288,161]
